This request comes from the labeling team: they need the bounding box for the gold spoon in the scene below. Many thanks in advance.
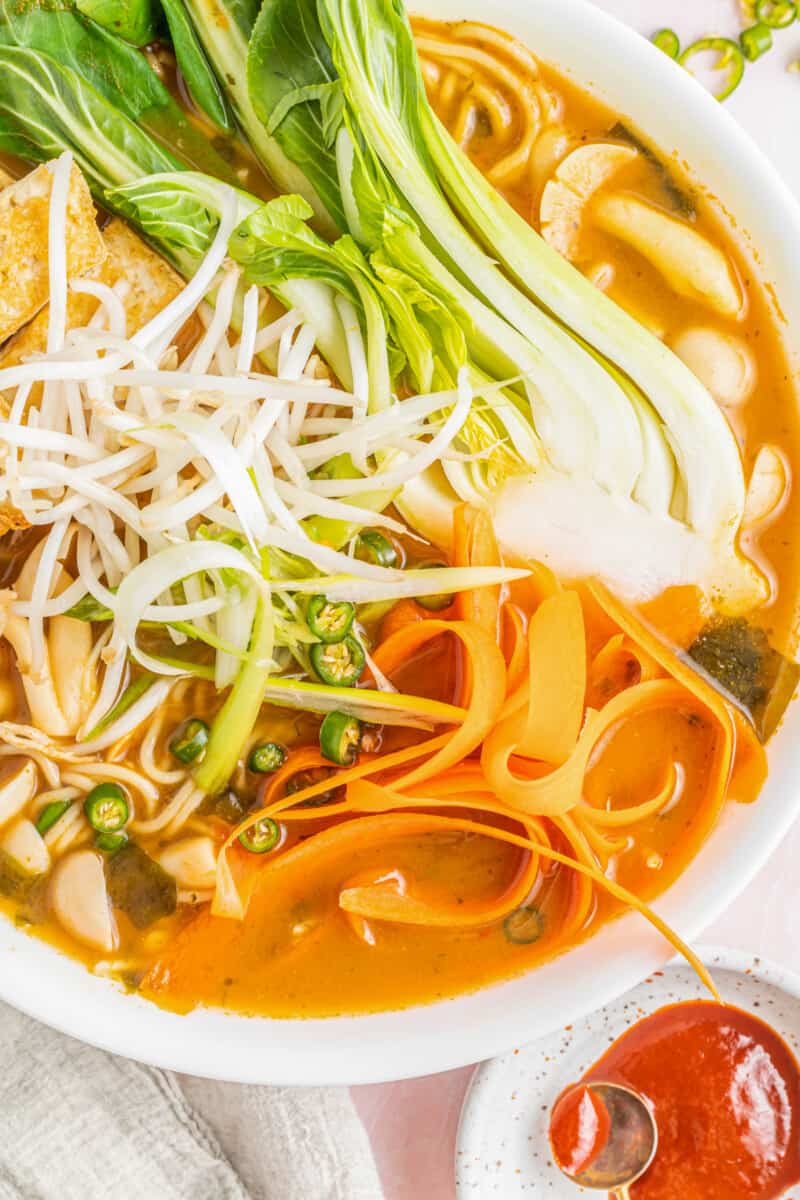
[550,1081,658,1199]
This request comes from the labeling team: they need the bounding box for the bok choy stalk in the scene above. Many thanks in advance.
[243,0,763,611]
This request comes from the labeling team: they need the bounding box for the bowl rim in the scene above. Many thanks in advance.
[2,0,800,1086]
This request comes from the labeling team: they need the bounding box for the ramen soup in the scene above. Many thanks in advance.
[0,2,796,1018]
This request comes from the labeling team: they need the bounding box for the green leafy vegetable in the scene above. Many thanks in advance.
[160,0,234,131]
[74,0,159,46]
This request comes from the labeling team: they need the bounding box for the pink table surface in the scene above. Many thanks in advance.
[351,2,800,1195]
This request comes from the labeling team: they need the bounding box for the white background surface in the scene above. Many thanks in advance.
[352,3,800,1196]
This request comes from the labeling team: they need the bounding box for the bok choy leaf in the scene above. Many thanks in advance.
[160,0,234,133]
[74,0,159,46]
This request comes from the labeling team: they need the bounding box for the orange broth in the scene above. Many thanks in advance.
[0,20,798,1018]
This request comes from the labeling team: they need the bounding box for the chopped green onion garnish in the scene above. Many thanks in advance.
[306,594,355,643]
[503,906,544,945]
[239,817,282,854]
[652,28,681,58]
[65,594,114,622]
[319,711,363,765]
[169,717,210,764]
[84,783,129,834]
[95,830,129,853]
[35,800,71,836]
[310,635,366,686]
[755,0,797,26]
[356,530,399,568]
[740,23,773,60]
[680,37,746,100]
[416,561,454,612]
[248,742,287,773]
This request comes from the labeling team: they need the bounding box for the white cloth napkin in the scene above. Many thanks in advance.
[0,1000,384,1200]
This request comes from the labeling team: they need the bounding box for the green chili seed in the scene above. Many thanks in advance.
[679,38,746,101]
[416,561,454,612]
[306,594,355,643]
[310,635,366,686]
[239,817,283,854]
[503,905,544,945]
[356,530,399,568]
[95,830,129,853]
[755,0,797,27]
[248,742,287,773]
[84,783,129,834]
[652,28,680,58]
[169,717,210,764]
[740,23,773,60]
[319,711,363,766]
[35,800,72,836]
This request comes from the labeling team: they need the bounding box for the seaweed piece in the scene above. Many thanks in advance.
[106,843,177,929]
[609,122,696,218]
[0,848,44,904]
[688,617,800,741]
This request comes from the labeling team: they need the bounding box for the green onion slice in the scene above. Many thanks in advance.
[35,800,72,836]
[239,817,283,854]
[356,530,399,568]
[248,742,287,773]
[755,0,797,27]
[679,37,746,100]
[652,28,681,59]
[169,717,210,764]
[319,711,363,766]
[503,905,544,945]
[310,635,367,686]
[740,23,773,60]
[306,594,355,643]
[84,783,129,834]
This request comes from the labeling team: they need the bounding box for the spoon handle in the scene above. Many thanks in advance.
[612,1188,631,1200]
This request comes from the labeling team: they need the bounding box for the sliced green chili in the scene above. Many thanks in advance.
[679,38,746,101]
[35,800,71,836]
[248,742,287,773]
[84,783,129,834]
[740,23,773,60]
[239,816,282,854]
[503,905,544,945]
[169,717,210,764]
[755,0,797,27]
[306,594,355,643]
[416,562,454,612]
[310,635,366,686]
[356,530,399,568]
[95,830,129,853]
[652,28,681,58]
[319,711,363,765]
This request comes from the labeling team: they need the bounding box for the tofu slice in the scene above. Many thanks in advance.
[0,161,106,343]
[0,218,186,536]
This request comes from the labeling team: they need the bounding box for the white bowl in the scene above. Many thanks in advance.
[3,0,800,1085]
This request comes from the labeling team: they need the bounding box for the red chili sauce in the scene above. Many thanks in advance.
[550,1083,612,1177]
[552,1000,800,1200]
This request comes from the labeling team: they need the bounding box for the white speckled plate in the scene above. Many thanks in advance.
[455,946,800,1197]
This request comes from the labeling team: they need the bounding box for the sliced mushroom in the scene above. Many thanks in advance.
[743,445,789,527]
[592,193,743,318]
[1,818,50,876]
[670,326,755,408]
[157,836,218,891]
[49,850,118,952]
[3,610,95,738]
[0,760,37,827]
[540,142,638,259]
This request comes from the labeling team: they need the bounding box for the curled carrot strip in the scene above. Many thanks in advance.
[260,746,332,809]
[372,618,507,789]
[590,582,764,807]
[502,603,528,697]
[453,503,501,635]
[483,678,704,818]
[517,591,586,763]
[577,763,678,828]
